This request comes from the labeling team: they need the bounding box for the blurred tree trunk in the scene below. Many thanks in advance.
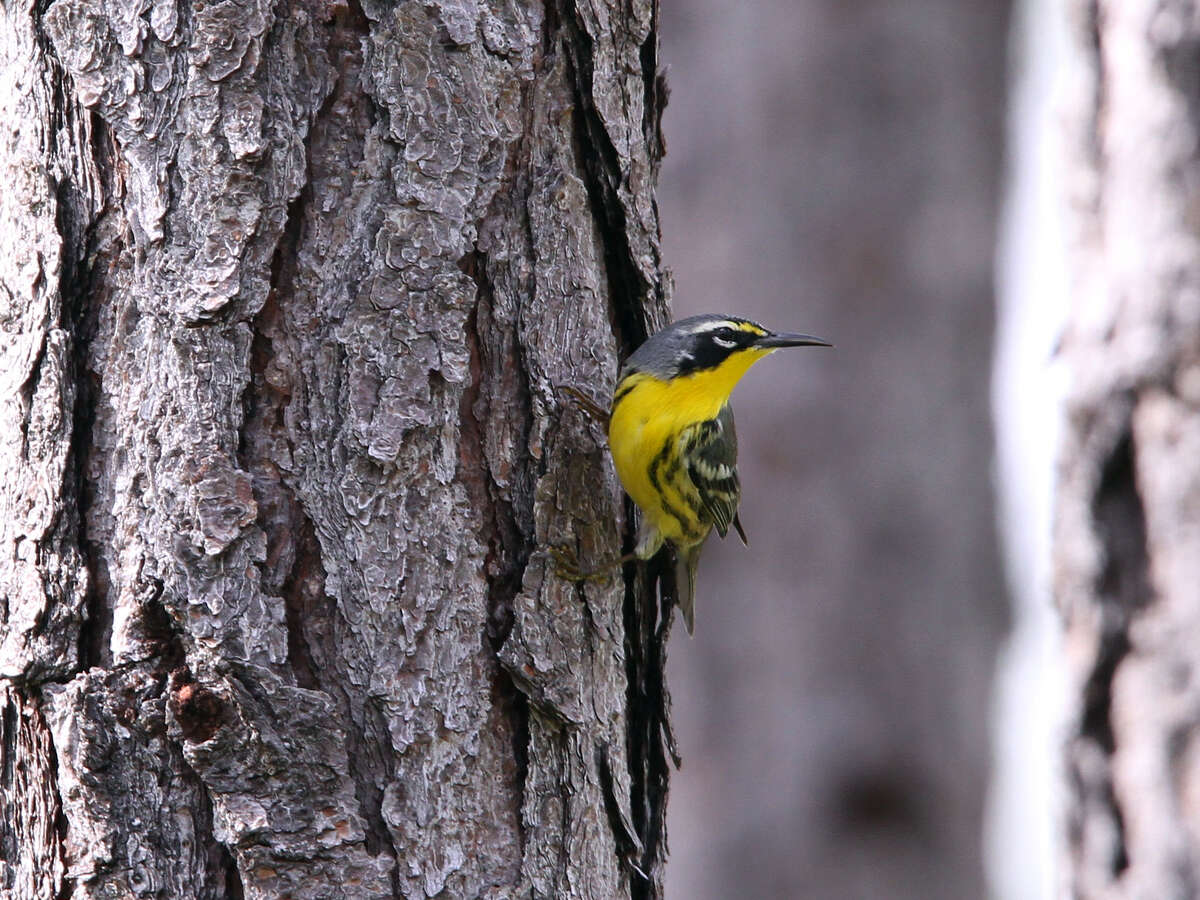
[657,2,1010,898]
[0,1,674,898]
[1058,1,1200,896]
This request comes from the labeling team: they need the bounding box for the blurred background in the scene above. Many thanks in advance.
[656,0,1066,897]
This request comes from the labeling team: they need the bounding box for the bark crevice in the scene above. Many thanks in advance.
[623,554,674,898]
[69,209,109,673]
[42,20,106,680]
[460,243,535,858]
[551,5,672,891]
[247,187,318,691]
[1077,426,1149,877]
[557,0,652,352]
[220,841,246,900]
[638,1,667,167]
[460,246,536,649]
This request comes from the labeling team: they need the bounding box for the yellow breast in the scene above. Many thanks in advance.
[607,349,768,544]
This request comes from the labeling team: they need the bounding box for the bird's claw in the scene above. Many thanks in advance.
[549,543,614,583]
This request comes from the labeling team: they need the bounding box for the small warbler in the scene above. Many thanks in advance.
[561,314,830,633]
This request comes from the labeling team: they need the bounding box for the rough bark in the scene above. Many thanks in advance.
[0,0,672,897]
[1058,1,1200,896]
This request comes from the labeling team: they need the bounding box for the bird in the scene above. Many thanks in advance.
[557,314,831,634]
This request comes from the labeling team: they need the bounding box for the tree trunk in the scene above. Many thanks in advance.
[1058,1,1200,896]
[0,0,673,897]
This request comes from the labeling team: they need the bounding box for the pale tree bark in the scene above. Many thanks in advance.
[1057,1,1200,897]
[0,0,674,897]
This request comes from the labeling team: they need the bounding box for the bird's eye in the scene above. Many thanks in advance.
[712,327,737,349]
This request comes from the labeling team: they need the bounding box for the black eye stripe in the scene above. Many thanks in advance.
[712,325,756,347]
[674,327,750,375]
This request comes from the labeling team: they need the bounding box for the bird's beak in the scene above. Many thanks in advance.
[755,331,833,349]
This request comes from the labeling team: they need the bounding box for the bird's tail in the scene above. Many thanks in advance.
[675,545,702,635]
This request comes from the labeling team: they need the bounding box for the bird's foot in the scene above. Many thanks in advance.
[549,543,619,584]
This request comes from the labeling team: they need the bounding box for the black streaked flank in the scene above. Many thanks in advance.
[647,437,700,543]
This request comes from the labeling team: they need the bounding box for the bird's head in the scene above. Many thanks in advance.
[621,314,831,382]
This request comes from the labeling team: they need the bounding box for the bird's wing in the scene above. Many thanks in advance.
[684,405,743,542]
